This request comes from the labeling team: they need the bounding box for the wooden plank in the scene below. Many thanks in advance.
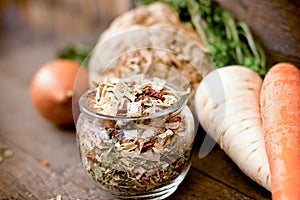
[170,169,253,200]
[0,135,110,200]
[0,130,255,200]
[0,134,253,200]
[191,129,271,200]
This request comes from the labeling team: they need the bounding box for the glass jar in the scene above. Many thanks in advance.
[76,66,195,199]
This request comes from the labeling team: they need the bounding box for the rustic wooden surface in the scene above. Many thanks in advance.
[0,1,299,199]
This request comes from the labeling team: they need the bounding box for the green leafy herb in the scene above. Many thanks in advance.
[57,44,93,67]
[136,0,268,75]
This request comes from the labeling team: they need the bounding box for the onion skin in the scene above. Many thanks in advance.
[30,59,88,127]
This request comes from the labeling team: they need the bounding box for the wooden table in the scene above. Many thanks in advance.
[0,28,273,200]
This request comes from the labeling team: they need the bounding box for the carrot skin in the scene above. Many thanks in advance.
[260,63,300,200]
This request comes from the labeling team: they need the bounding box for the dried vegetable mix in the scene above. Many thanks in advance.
[77,76,195,194]
[88,75,190,117]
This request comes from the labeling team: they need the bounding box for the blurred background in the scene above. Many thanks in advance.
[0,0,133,35]
[0,0,299,67]
[0,0,133,52]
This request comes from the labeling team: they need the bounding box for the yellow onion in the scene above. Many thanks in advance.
[30,59,88,127]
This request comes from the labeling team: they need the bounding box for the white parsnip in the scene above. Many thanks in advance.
[195,66,271,191]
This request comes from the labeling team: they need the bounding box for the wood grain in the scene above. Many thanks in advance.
[192,133,271,200]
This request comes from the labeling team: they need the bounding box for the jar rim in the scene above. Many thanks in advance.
[79,83,189,120]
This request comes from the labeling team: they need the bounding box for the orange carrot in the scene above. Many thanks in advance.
[260,62,300,200]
